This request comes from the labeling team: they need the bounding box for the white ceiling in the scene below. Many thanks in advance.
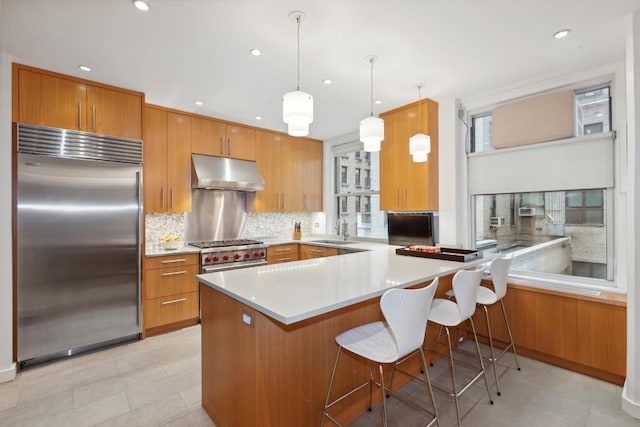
[1,0,639,140]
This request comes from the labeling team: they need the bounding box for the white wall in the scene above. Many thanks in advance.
[623,9,640,419]
[0,51,16,382]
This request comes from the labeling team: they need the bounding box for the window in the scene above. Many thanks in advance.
[333,148,385,238]
[474,189,610,282]
[565,189,604,225]
[471,86,611,153]
[575,86,610,137]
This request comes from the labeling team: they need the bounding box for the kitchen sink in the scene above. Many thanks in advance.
[310,239,357,245]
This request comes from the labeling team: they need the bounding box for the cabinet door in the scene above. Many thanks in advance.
[379,111,403,210]
[227,124,256,160]
[303,139,323,212]
[17,69,86,130]
[86,85,142,139]
[166,112,192,213]
[143,106,168,213]
[254,130,281,212]
[280,135,305,212]
[192,117,225,156]
[403,103,430,211]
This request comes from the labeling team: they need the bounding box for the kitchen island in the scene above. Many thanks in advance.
[197,246,486,426]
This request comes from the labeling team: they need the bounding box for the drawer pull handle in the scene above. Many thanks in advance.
[161,259,187,264]
[162,298,187,305]
[310,249,323,253]
[275,248,291,252]
[161,271,186,276]
[276,257,292,262]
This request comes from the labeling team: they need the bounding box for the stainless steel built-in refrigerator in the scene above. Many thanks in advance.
[16,123,143,365]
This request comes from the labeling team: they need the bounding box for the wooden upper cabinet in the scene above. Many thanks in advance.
[379,99,439,211]
[226,125,256,161]
[192,118,255,161]
[13,63,143,140]
[192,116,225,156]
[142,106,191,214]
[143,106,168,213]
[86,85,142,139]
[254,130,282,212]
[166,112,192,213]
[17,69,87,130]
[279,135,305,212]
[303,139,323,212]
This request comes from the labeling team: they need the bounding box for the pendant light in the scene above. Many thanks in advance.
[360,56,384,152]
[409,84,431,162]
[282,11,313,137]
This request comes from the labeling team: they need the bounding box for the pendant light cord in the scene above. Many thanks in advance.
[417,85,422,132]
[369,57,375,117]
[296,15,301,91]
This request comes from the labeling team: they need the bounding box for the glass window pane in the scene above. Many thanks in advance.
[584,189,603,207]
[475,189,610,282]
[566,191,583,207]
[575,86,610,137]
[472,114,493,153]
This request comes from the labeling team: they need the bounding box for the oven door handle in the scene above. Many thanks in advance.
[202,259,268,274]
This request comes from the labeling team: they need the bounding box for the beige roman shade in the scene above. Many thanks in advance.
[492,90,575,148]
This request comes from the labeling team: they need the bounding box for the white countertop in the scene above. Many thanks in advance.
[197,245,488,325]
[145,243,201,257]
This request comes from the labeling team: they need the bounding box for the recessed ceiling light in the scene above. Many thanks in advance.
[132,0,150,11]
[374,99,382,105]
[255,116,263,120]
[553,29,570,39]
[322,79,332,85]
[250,49,262,56]
[78,65,91,72]
[194,101,204,106]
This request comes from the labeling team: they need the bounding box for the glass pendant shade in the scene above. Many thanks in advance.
[409,132,430,163]
[283,90,313,137]
[360,116,384,152]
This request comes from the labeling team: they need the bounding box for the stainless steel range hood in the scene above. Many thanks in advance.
[191,154,264,191]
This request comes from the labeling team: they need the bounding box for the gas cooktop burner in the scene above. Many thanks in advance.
[188,239,264,249]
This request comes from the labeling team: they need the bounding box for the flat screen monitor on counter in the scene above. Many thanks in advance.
[387,212,439,247]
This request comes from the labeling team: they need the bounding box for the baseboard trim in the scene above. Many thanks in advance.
[0,363,16,383]
[622,381,640,419]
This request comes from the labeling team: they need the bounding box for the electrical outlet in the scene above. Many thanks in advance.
[242,311,253,327]
[458,336,464,343]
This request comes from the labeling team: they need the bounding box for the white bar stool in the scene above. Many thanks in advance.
[321,278,440,427]
[475,257,521,395]
[428,269,493,426]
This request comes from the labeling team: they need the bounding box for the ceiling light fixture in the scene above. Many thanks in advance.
[132,0,150,11]
[360,55,384,152]
[553,29,570,39]
[194,100,204,106]
[322,79,332,85]
[409,84,431,163]
[78,65,92,72]
[255,116,263,120]
[282,11,313,137]
[374,99,382,105]
[250,49,262,56]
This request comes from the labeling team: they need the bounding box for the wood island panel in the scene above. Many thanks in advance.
[200,274,453,427]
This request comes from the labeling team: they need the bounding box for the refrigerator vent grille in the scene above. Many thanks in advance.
[17,123,143,164]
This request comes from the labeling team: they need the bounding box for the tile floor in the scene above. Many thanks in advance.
[0,325,637,426]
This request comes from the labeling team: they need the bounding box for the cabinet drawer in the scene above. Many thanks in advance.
[300,245,338,260]
[145,264,199,299]
[145,253,198,270]
[144,291,199,329]
[267,244,299,264]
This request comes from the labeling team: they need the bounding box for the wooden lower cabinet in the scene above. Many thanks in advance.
[266,244,299,264]
[470,282,626,384]
[299,244,338,260]
[143,253,199,336]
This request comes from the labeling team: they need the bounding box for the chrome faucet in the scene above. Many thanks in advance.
[341,217,349,241]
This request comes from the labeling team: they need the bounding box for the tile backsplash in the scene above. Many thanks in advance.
[145,211,324,243]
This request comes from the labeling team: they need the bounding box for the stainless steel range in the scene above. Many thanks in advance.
[190,239,267,273]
